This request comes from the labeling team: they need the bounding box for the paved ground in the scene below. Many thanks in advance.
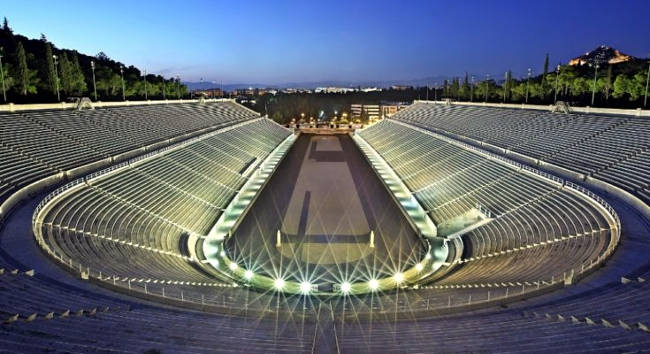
[227,134,426,287]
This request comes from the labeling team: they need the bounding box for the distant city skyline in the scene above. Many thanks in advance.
[4,0,649,84]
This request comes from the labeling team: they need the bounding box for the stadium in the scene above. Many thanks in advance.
[0,96,649,352]
[1,2,650,352]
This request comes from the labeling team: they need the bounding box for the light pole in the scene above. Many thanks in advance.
[120,65,125,101]
[91,60,97,101]
[176,75,180,99]
[554,64,560,104]
[525,68,532,104]
[0,47,6,102]
[52,55,60,102]
[640,53,650,108]
[485,74,490,102]
[470,75,474,102]
[590,62,600,106]
[503,71,508,103]
[143,70,148,100]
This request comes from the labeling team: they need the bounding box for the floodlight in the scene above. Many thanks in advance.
[229,262,238,271]
[244,270,253,280]
[394,272,404,284]
[300,281,312,294]
[368,279,379,290]
[274,278,285,290]
[340,282,352,294]
[415,263,424,271]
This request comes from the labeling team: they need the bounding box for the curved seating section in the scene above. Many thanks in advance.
[0,101,257,206]
[395,102,650,204]
[37,119,291,282]
[1,101,649,352]
[358,120,612,284]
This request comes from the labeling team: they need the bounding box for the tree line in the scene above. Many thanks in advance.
[0,18,188,104]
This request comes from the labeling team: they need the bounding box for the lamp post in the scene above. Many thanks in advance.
[470,75,474,102]
[120,65,125,101]
[640,53,650,108]
[525,68,532,104]
[176,75,180,99]
[90,60,97,101]
[554,64,560,104]
[485,74,490,103]
[0,47,6,102]
[503,71,508,103]
[52,55,60,102]
[590,62,600,106]
[143,70,148,100]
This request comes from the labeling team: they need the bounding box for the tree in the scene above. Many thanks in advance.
[612,75,629,99]
[541,53,549,96]
[69,53,87,95]
[2,17,11,33]
[43,42,57,95]
[1,61,15,92]
[58,52,72,94]
[14,42,39,95]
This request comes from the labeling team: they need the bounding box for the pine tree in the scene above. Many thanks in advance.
[2,17,11,33]
[69,53,87,95]
[59,52,72,94]
[542,53,549,94]
[43,42,57,95]
[15,42,30,95]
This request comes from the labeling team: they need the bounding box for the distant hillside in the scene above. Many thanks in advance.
[569,45,635,66]
[0,17,188,103]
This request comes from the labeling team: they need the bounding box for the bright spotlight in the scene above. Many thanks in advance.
[229,262,238,271]
[274,278,285,290]
[340,282,352,294]
[394,272,404,284]
[425,253,432,260]
[220,251,226,257]
[244,270,253,280]
[368,279,379,290]
[299,281,312,294]
[415,263,424,271]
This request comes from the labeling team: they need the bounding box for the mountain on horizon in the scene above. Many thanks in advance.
[568,45,635,66]
[184,76,452,91]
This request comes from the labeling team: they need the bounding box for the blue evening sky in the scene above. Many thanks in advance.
[3,0,649,84]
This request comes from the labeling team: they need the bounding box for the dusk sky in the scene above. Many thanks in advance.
[4,0,649,84]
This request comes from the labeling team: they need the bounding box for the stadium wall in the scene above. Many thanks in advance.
[0,98,242,113]
[414,100,650,118]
